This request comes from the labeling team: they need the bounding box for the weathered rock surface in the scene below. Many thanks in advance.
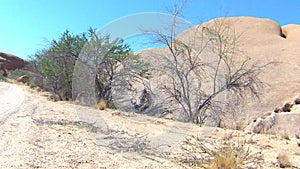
[0,52,29,76]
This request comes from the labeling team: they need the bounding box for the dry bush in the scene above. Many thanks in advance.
[180,135,262,169]
[210,147,240,169]
[35,86,42,92]
[277,153,291,168]
[97,99,107,110]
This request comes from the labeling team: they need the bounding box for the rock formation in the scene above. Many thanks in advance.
[0,52,29,76]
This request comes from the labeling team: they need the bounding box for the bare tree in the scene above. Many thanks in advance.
[146,1,267,125]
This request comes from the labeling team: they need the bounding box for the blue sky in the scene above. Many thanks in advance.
[0,0,299,60]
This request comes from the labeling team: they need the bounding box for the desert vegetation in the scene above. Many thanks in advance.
[140,1,268,126]
[180,135,263,168]
[33,30,87,100]
[2,0,300,168]
[277,153,291,168]
[33,28,149,106]
[6,0,269,129]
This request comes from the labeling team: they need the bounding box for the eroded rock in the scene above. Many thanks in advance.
[0,52,29,76]
[246,113,277,133]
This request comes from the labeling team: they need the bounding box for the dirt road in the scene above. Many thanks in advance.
[0,82,24,119]
[0,82,188,168]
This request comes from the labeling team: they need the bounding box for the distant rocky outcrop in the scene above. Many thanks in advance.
[0,52,29,76]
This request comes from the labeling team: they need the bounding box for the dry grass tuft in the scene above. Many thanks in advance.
[209,147,239,169]
[180,135,263,169]
[97,99,107,110]
[282,131,290,140]
[277,153,291,168]
[35,86,41,92]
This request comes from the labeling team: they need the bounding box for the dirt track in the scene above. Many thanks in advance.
[0,82,25,120]
[0,82,188,168]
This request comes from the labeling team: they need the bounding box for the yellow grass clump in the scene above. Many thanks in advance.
[210,148,239,169]
[282,131,291,140]
[277,153,291,168]
[97,99,107,110]
[181,136,262,169]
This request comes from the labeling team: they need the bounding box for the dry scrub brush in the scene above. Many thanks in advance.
[97,99,107,110]
[146,3,270,125]
[282,130,291,141]
[180,135,263,168]
[277,153,291,168]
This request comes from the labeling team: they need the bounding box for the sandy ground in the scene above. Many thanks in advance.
[1,82,300,168]
[0,82,188,168]
[0,82,24,120]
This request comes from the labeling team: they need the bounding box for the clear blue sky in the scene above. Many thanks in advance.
[0,0,299,60]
